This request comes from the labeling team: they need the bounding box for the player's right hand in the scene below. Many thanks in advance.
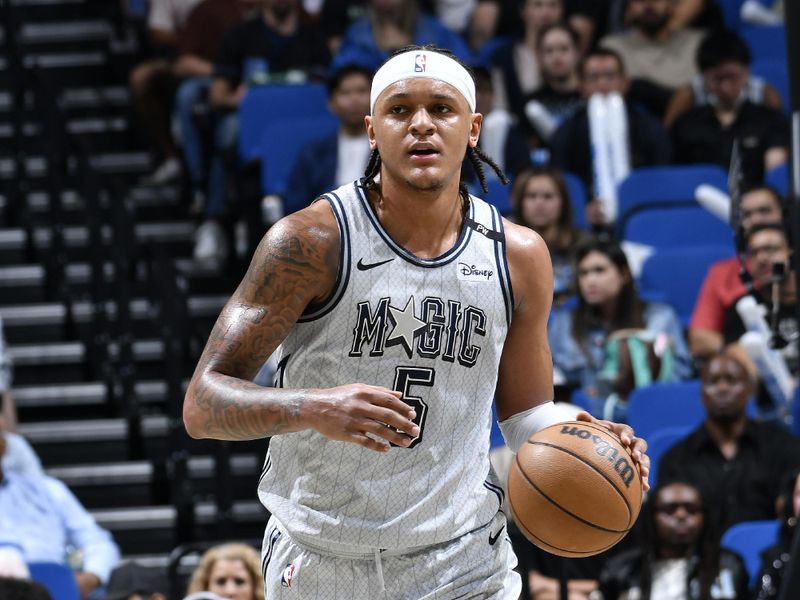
[306,384,420,452]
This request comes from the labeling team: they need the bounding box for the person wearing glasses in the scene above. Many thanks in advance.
[597,480,749,600]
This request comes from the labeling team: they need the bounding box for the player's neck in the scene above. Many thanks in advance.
[368,176,466,259]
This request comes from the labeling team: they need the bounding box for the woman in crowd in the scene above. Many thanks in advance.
[185,543,263,600]
[547,239,692,417]
[511,166,591,305]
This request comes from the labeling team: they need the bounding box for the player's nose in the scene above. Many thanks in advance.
[409,107,435,135]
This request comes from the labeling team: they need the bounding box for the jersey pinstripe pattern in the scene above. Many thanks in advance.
[258,180,515,550]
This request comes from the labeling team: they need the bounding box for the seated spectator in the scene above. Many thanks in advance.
[282,64,372,216]
[600,0,706,119]
[510,166,592,304]
[1,314,15,432]
[664,28,784,129]
[689,185,784,362]
[0,578,52,600]
[669,42,789,188]
[130,0,203,186]
[461,66,531,186]
[722,223,797,413]
[185,543,263,600]
[487,0,563,128]
[0,430,121,598]
[659,346,800,536]
[548,239,691,410]
[598,480,748,599]
[334,0,473,73]
[523,23,583,146]
[103,561,168,600]
[171,0,250,211]
[549,48,671,228]
[194,0,330,262]
[753,466,800,599]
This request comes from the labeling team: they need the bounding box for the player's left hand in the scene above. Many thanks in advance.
[575,411,650,492]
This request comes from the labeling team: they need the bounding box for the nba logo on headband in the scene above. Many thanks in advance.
[414,53,427,72]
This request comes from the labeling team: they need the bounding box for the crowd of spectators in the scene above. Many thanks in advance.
[2,0,798,598]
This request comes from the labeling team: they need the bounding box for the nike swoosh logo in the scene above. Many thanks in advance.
[489,524,505,546]
[357,257,394,271]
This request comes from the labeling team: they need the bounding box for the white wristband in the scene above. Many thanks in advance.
[498,401,566,453]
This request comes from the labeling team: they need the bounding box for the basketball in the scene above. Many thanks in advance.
[507,420,643,558]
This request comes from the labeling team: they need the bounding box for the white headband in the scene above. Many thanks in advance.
[370,50,476,114]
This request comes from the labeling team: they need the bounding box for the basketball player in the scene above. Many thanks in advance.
[184,44,649,598]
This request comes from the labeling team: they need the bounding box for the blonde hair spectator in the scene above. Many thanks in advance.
[186,543,263,600]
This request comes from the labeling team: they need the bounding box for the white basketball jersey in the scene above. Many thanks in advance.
[258,180,515,550]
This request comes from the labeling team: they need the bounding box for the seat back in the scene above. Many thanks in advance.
[238,83,329,162]
[645,425,692,487]
[28,562,80,600]
[740,24,787,60]
[621,205,732,249]
[721,520,781,585]
[627,381,704,442]
[260,114,339,196]
[765,162,789,197]
[751,58,790,113]
[617,164,728,220]
[639,245,735,326]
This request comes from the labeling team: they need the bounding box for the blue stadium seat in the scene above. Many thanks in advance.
[721,520,781,585]
[765,162,789,197]
[260,114,339,196]
[740,24,786,60]
[563,171,588,230]
[717,0,743,30]
[751,58,790,113]
[29,562,80,600]
[627,381,704,442]
[238,83,329,162]
[639,245,735,326]
[617,164,728,221]
[481,178,512,215]
[646,425,692,487]
[620,205,732,250]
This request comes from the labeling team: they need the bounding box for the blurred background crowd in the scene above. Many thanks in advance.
[0,0,798,598]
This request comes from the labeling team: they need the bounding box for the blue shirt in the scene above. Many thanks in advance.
[2,432,43,476]
[0,471,120,584]
[548,302,692,394]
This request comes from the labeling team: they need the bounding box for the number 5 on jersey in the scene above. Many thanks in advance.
[393,366,434,449]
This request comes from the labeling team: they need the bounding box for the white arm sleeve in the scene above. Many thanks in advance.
[498,401,568,453]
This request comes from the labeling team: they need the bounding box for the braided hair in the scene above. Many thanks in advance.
[362,44,509,198]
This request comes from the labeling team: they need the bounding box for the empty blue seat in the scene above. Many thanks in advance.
[238,83,329,162]
[639,245,735,326]
[29,562,80,600]
[646,425,692,487]
[260,114,339,197]
[740,24,786,60]
[621,205,732,250]
[627,381,704,442]
[751,58,790,113]
[721,520,781,585]
[563,171,588,230]
[765,162,789,197]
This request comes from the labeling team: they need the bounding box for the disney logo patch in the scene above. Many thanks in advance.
[457,262,494,282]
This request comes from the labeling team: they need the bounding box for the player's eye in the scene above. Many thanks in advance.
[434,104,452,113]
[390,105,407,114]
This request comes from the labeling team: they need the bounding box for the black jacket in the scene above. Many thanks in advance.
[598,548,749,600]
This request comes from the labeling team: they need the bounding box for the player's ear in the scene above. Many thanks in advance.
[366,115,378,150]
[468,112,482,148]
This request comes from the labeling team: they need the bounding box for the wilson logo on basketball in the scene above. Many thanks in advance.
[559,426,636,488]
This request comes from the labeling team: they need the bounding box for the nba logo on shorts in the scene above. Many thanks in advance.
[414,53,427,72]
[281,563,296,588]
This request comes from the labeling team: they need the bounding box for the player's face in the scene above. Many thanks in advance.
[520,176,563,229]
[653,483,703,549]
[330,72,371,131]
[577,251,627,307]
[207,559,254,600]
[701,355,752,422]
[740,189,782,232]
[366,78,481,193]
[581,56,628,97]
[539,29,578,81]
[746,229,790,287]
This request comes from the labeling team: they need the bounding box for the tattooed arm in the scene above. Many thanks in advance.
[183,201,419,450]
